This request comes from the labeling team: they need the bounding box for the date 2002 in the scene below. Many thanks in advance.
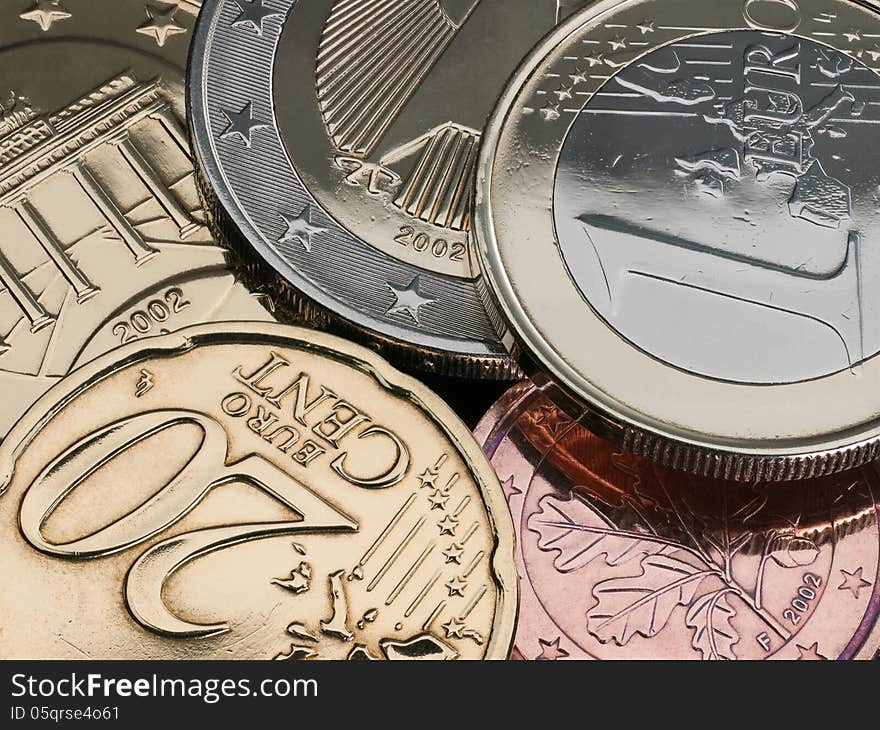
[395,226,466,262]
[783,573,822,626]
[112,287,191,344]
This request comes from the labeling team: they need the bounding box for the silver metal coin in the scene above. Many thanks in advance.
[475,0,880,479]
[188,0,585,378]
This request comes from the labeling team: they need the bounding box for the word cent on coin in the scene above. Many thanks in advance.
[0,323,516,660]
[0,0,273,439]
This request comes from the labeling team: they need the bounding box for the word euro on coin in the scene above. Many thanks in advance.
[0,0,274,439]
[0,323,516,660]
[475,0,880,479]
[477,383,880,660]
[188,0,586,378]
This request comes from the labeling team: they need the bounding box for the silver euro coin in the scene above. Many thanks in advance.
[188,0,586,378]
[475,0,880,479]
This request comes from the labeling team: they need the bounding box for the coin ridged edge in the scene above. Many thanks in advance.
[621,427,880,483]
[0,321,519,659]
[185,4,521,382]
[193,157,522,380]
[472,2,880,480]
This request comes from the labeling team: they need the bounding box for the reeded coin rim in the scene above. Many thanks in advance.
[186,1,516,377]
[474,0,880,481]
[475,382,880,660]
[0,321,518,660]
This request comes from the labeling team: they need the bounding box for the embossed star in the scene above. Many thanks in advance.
[636,20,655,34]
[844,28,862,43]
[867,44,880,62]
[220,101,269,147]
[442,617,466,639]
[19,0,70,30]
[553,84,574,101]
[584,52,605,67]
[540,102,561,121]
[443,543,464,565]
[569,66,588,85]
[609,35,628,50]
[534,404,570,437]
[501,475,522,501]
[137,2,187,47]
[428,489,451,510]
[278,205,328,253]
[796,642,827,660]
[232,0,284,35]
[536,637,569,660]
[838,567,872,599]
[445,575,467,597]
[417,467,440,489]
[437,514,459,536]
[386,276,436,325]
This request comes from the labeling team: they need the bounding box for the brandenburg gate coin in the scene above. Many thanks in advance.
[188,0,587,379]
[0,322,517,660]
[0,0,273,439]
[477,383,880,660]
[474,0,880,480]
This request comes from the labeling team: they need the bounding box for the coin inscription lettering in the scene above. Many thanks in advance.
[190,0,589,375]
[0,0,272,439]
[554,29,877,383]
[476,384,880,660]
[0,324,515,659]
[475,0,880,476]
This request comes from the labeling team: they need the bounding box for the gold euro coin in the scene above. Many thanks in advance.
[0,0,273,439]
[0,322,516,660]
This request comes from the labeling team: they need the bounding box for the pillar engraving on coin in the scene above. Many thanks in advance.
[477,384,880,659]
[0,0,271,439]
[189,0,586,376]
[0,324,516,659]
[474,0,880,478]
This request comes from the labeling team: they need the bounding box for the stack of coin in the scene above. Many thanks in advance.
[1,0,878,661]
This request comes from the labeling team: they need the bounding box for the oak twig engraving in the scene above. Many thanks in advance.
[529,483,818,659]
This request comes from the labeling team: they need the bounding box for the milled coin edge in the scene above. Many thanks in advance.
[0,321,518,660]
[185,0,519,379]
[472,0,880,480]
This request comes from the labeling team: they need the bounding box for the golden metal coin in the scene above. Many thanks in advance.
[0,322,516,660]
[0,0,273,439]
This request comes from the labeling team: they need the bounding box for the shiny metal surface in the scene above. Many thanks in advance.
[188,0,585,378]
[555,29,880,384]
[0,0,273,439]
[475,0,880,480]
[477,383,880,659]
[0,323,516,659]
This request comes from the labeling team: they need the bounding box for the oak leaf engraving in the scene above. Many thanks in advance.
[768,534,819,569]
[528,493,676,571]
[588,554,713,645]
[685,590,739,660]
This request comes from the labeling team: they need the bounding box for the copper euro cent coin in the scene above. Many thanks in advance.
[477,382,880,660]
[0,322,516,659]
[475,0,880,479]
[0,0,276,440]
[188,0,589,379]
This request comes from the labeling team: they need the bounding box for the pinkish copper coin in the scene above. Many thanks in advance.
[476,383,880,660]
